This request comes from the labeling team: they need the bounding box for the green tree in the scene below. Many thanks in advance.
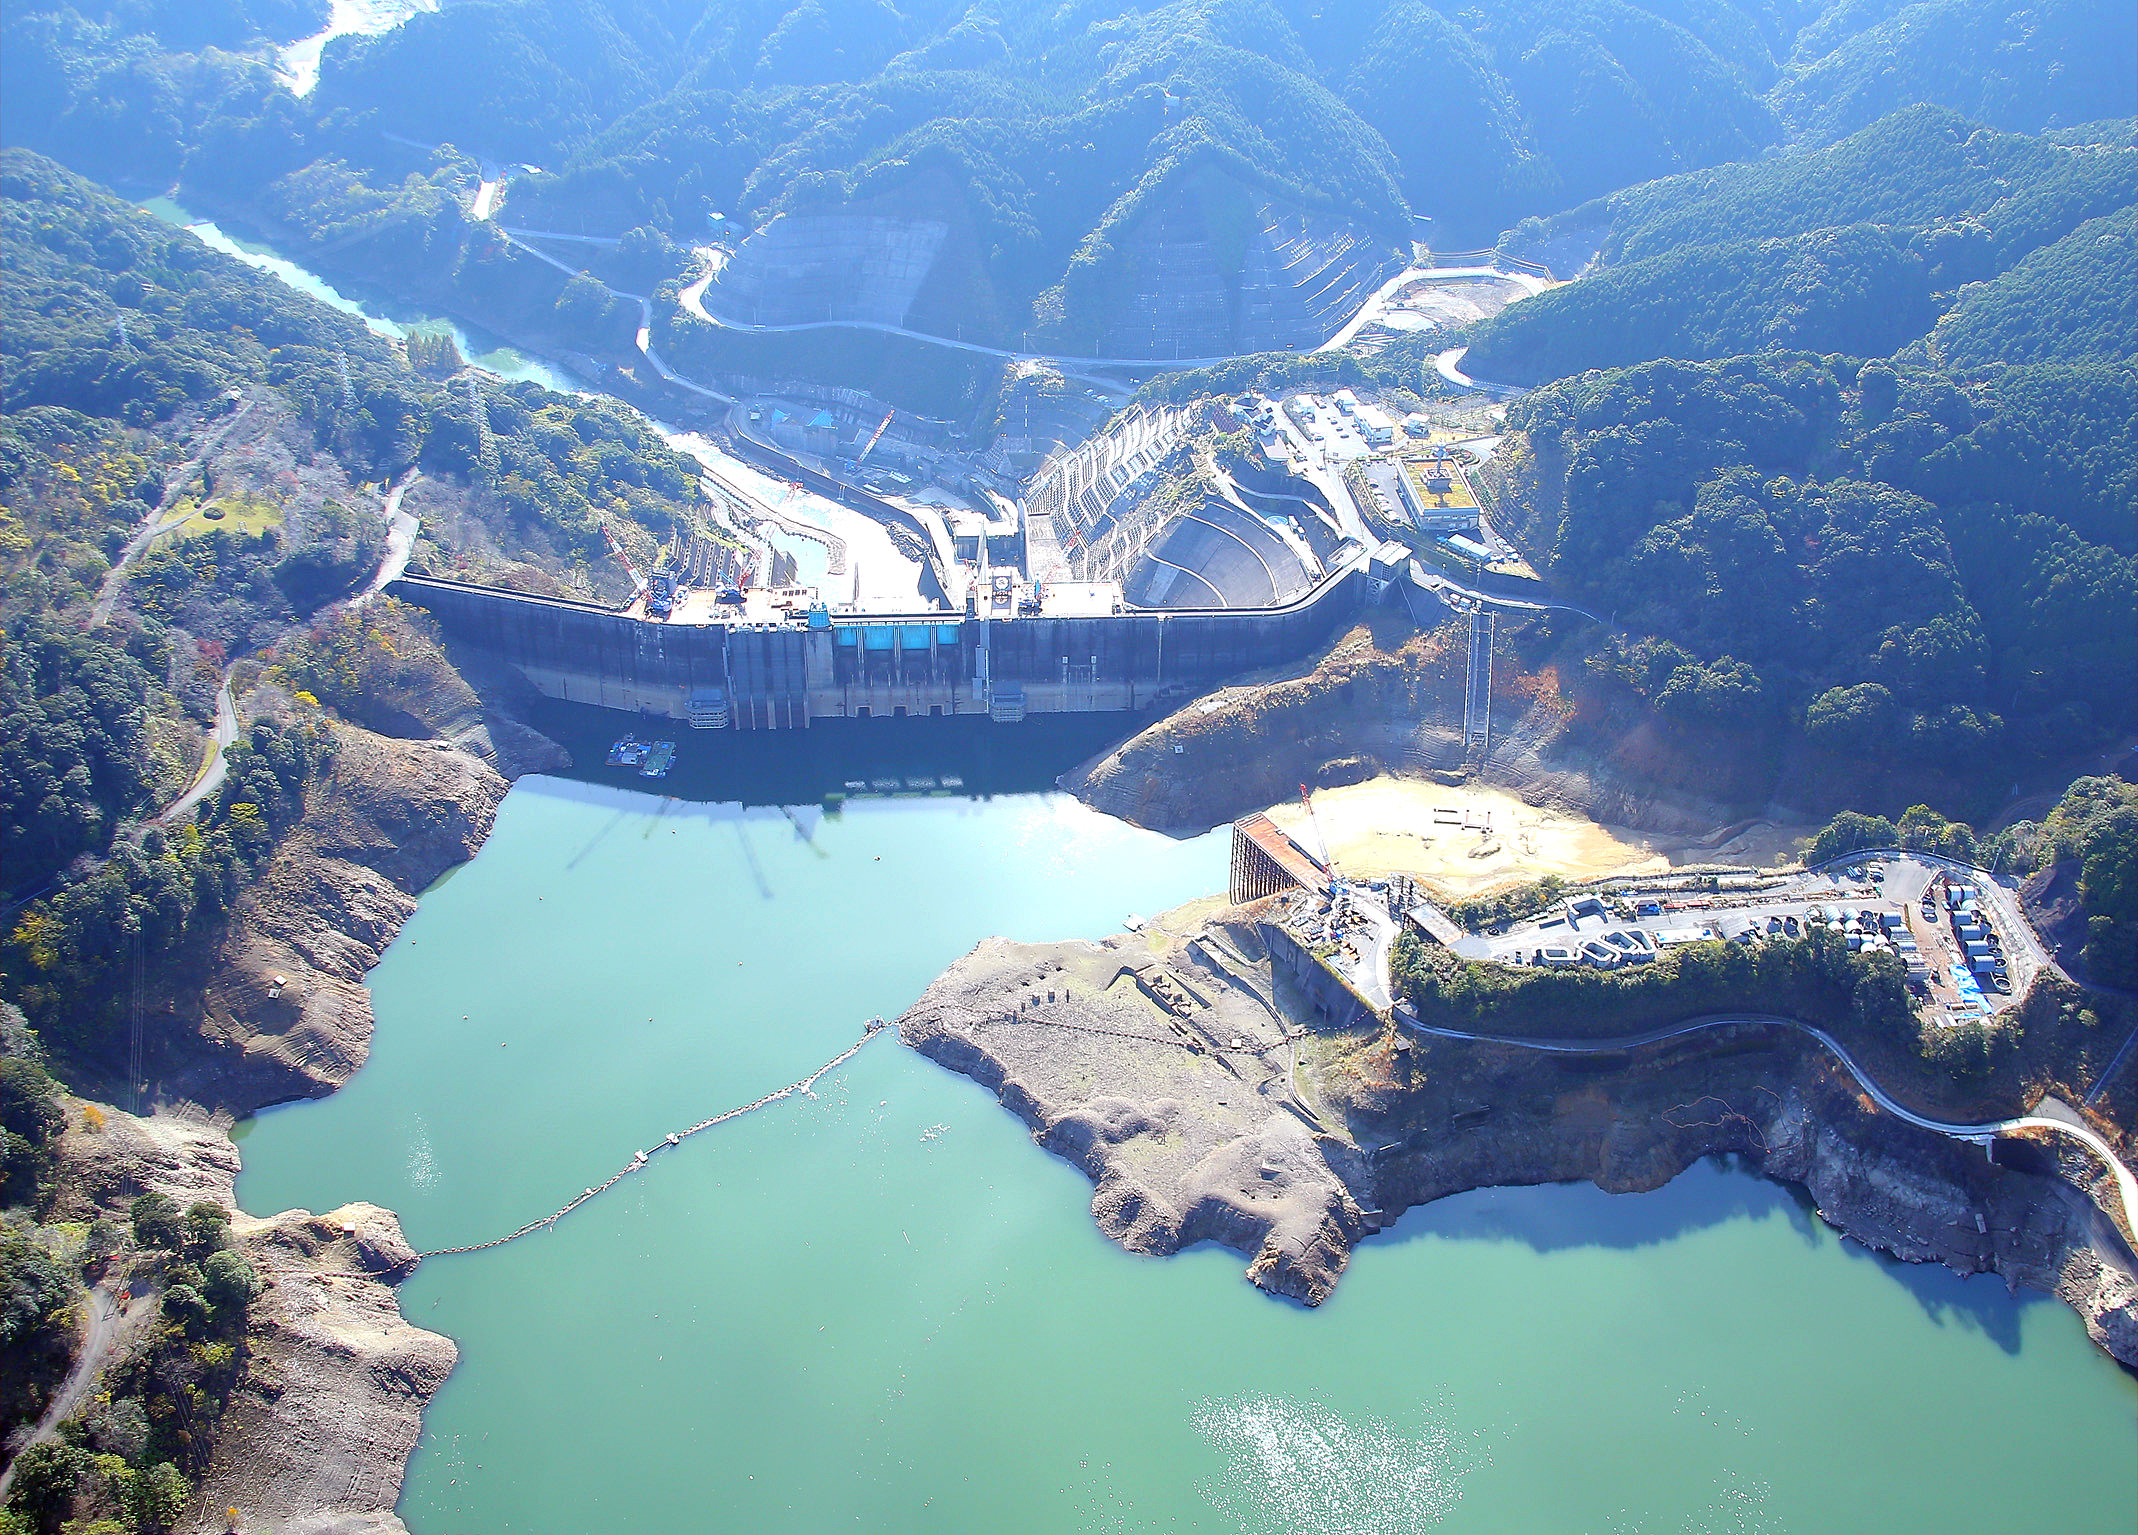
[1804,682,1897,753]
[199,1249,259,1320]
[2077,803,2138,986]
[1896,804,1979,861]
[3,1442,86,1535]
[128,1192,183,1251]
[121,1461,189,1534]
[181,1202,231,1259]
[159,1282,209,1335]
[0,1056,64,1206]
[1809,811,1899,864]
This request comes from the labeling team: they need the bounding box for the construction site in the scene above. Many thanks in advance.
[396,377,1547,747]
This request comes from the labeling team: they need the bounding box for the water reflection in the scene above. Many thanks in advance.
[522,697,1159,815]
[1381,1154,1797,1255]
[1384,1156,2047,1356]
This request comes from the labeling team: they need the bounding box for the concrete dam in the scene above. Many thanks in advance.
[388,542,1407,730]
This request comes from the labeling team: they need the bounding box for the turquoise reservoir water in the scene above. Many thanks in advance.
[236,738,2137,1532]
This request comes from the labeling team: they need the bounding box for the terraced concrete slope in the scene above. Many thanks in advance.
[709,212,951,328]
[1077,188,1404,359]
[1058,170,1406,360]
[702,166,1403,361]
[1126,499,1316,610]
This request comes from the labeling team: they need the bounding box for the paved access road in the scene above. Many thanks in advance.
[154,679,237,827]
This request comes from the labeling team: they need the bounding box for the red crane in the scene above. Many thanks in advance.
[1298,784,1337,880]
[601,523,648,598]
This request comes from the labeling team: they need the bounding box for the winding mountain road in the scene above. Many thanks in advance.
[0,1286,122,1498]
[154,679,238,827]
[355,470,421,602]
[1433,344,1527,397]
[670,256,1552,383]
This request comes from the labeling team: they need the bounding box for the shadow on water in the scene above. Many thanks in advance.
[1378,1154,1789,1256]
[1379,1155,2045,1354]
[524,697,1161,813]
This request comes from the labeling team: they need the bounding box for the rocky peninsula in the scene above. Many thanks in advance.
[37,644,568,1534]
[899,897,2138,1365]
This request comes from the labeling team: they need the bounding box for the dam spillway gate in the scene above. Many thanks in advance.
[388,544,1405,729]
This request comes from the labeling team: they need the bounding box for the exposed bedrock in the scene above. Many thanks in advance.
[1063,612,1767,838]
[51,1107,456,1535]
[899,907,2137,1362]
[163,726,508,1115]
[900,922,1370,1303]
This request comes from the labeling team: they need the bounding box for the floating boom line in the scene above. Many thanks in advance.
[343,1020,891,1276]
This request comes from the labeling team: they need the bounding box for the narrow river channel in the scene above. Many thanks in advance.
[230,709,2137,1534]
[136,200,861,599]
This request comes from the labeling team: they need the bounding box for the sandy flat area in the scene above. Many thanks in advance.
[1264,778,1808,899]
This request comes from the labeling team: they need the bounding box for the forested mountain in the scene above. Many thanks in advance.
[1492,351,2136,776]
[1471,108,2135,384]
[0,148,712,894]
[1769,0,2136,143]
[7,0,2130,364]
[1926,208,2137,370]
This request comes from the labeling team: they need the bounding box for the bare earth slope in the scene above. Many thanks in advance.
[899,902,2138,1361]
[42,686,562,1530]
[166,724,508,1114]
[53,1106,455,1535]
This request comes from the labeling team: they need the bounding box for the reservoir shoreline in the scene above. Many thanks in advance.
[78,199,2134,1531]
[898,903,2138,1362]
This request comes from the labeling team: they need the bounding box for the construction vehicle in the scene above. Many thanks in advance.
[1298,784,1338,881]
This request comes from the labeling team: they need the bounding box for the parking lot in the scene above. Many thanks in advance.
[1440,854,2045,1026]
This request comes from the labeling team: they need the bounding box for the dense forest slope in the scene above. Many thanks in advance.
[7,0,2130,370]
[1473,108,2136,384]
[1488,352,2136,784]
[1,147,712,1005]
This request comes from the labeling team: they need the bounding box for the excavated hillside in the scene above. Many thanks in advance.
[1067,607,1764,841]
[1057,168,1407,359]
[705,163,1404,359]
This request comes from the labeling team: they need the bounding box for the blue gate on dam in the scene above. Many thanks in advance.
[387,545,1405,728]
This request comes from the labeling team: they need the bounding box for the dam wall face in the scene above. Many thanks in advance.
[389,560,1380,728]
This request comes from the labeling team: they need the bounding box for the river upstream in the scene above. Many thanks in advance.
[225,711,2136,1534]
